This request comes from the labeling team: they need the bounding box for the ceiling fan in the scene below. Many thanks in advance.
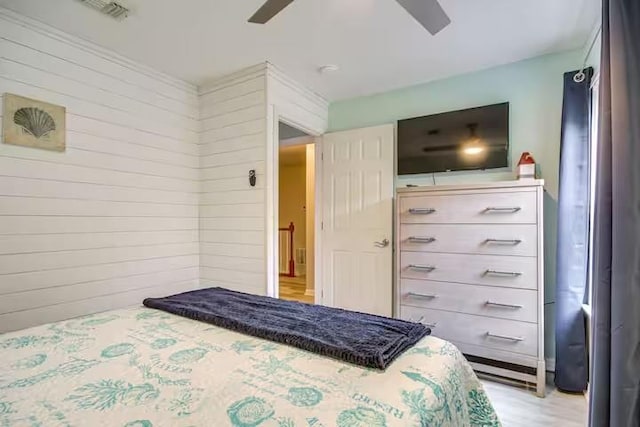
[248,0,451,36]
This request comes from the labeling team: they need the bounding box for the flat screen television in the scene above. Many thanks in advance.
[397,102,509,175]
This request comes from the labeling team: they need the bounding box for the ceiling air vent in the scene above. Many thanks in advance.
[78,0,129,20]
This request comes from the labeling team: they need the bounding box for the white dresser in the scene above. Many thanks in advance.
[395,180,545,396]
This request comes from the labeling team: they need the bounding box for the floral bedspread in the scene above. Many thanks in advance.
[0,307,500,426]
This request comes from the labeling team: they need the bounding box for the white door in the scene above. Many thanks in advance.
[321,124,394,316]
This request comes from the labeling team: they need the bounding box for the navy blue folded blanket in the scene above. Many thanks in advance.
[143,287,430,370]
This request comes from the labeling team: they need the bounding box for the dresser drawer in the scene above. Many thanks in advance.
[400,306,538,357]
[400,279,538,322]
[400,252,537,290]
[400,223,537,256]
[400,191,537,224]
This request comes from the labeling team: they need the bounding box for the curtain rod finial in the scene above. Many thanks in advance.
[574,71,586,83]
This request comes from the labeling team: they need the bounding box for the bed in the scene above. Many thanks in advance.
[0,306,500,426]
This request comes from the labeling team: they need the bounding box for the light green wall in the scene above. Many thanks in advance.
[328,50,583,363]
[329,50,581,198]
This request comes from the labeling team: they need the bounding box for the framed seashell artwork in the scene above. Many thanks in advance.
[2,93,66,152]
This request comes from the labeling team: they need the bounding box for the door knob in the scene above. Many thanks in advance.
[374,239,389,248]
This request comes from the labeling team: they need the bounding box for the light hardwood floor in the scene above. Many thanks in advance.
[279,276,314,304]
[482,375,587,427]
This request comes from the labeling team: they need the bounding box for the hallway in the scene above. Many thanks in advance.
[279,276,313,304]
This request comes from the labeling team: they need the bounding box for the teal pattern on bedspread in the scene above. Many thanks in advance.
[0,307,501,426]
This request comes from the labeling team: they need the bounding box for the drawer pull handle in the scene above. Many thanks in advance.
[408,264,436,272]
[486,332,524,342]
[484,269,522,277]
[409,208,436,215]
[408,237,437,243]
[485,301,523,309]
[485,238,522,245]
[483,207,522,213]
[408,292,438,299]
[410,317,437,329]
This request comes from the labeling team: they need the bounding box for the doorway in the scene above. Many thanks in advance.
[269,119,394,313]
[277,122,315,304]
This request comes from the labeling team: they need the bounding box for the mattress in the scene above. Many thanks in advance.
[0,307,500,426]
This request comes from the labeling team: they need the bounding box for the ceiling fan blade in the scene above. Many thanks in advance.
[395,0,451,35]
[248,0,295,24]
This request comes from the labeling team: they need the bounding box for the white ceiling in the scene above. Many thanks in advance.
[0,0,600,100]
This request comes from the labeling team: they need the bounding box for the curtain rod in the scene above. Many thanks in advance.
[574,25,602,83]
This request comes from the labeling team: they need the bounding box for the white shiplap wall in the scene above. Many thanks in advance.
[0,9,200,332]
[266,64,329,137]
[199,63,328,296]
[199,64,268,295]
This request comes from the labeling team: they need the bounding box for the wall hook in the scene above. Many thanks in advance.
[249,169,256,187]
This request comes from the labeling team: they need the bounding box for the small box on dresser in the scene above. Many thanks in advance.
[395,180,546,396]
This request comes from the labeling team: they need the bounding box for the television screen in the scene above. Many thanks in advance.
[397,102,509,175]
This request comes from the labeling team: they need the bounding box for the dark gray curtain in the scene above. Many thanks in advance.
[589,0,640,425]
[554,67,593,393]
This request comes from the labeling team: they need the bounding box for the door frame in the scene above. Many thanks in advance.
[266,106,324,304]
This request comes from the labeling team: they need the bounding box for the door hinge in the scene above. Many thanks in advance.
[321,221,324,230]
[321,152,324,161]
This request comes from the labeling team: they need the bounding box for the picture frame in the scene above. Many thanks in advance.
[2,93,66,152]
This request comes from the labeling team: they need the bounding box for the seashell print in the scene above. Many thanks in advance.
[287,387,323,407]
[168,347,208,364]
[13,107,56,139]
[226,396,274,427]
[337,406,387,427]
[150,338,177,350]
[101,343,135,358]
